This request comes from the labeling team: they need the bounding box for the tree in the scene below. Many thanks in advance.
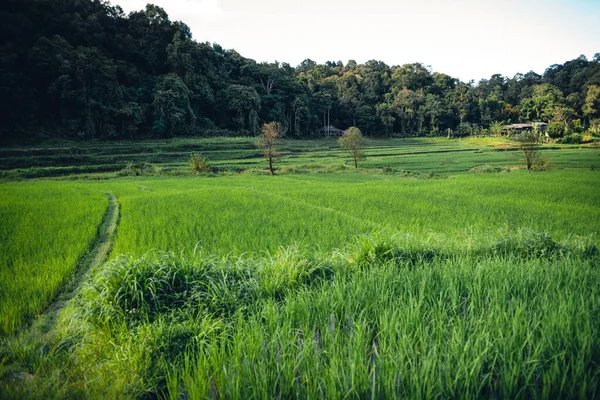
[258,122,281,176]
[152,74,195,137]
[338,126,365,168]
[223,85,261,134]
[519,84,564,122]
[583,85,600,120]
[512,132,540,172]
[547,122,565,139]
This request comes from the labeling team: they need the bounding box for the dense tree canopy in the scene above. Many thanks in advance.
[1,0,599,143]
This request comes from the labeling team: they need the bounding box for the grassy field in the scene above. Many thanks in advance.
[0,137,599,398]
[0,183,106,335]
[1,136,599,179]
[104,170,599,257]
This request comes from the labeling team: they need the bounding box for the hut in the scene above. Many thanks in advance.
[316,125,345,138]
[501,122,547,135]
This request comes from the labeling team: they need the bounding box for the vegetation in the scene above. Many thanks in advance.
[258,122,281,175]
[1,136,598,180]
[0,183,106,335]
[338,126,366,168]
[1,1,600,398]
[512,132,540,171]
[2,1,600,144]
[0,137,599,398]
[189,152,211,173]
[2,234,600,398]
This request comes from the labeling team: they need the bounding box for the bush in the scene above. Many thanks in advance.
[455,122,474,137]
[189,152,212,173]
[560,134,583,144]
[532,155,550,171]
[118,162,155,176]
[493,229,561,258]
[581,135,596,144]
[547,122,565,139]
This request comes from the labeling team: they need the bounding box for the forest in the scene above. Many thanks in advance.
[1,0,600,143]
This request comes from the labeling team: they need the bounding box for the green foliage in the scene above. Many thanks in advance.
[21,235,600,398]
[519,83,565,122]
[1,164,600,397]
[561,133,583,144]
[189,152,211,173]
[81,252,259,329]
[493,228,561,257]
[338,126,366,168]
[547,121,565,138]
[2,1,599,142]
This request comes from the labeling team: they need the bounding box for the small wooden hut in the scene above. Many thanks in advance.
[316,125,345,138]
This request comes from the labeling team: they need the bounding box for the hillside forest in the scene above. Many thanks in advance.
[2,0,600,144]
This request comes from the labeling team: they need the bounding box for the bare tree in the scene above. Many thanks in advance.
[258,122,281,176]
[338,126,366,168]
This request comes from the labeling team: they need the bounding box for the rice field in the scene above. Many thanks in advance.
[0,183,106,335]
[105,170,599,256]
[0,137,599,398]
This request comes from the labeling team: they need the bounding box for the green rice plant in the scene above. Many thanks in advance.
[257,246,334,299]
[0,182,106,335]
[492,228,562,258]
[4,231,600,398]
[79,252,260,330]
[165,251,600,399]
[76,170,596,260]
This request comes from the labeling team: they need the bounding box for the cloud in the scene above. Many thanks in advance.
[189,0,223,19]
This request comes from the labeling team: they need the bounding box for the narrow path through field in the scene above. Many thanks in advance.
[23,192,120,338]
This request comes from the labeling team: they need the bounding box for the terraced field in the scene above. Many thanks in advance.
[1,137,598,178]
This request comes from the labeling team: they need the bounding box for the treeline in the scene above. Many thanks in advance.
[1,0,600,143]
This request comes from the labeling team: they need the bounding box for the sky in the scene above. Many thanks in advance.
[114,0,600,83]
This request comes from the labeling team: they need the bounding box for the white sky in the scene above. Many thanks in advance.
[114,0,600,83]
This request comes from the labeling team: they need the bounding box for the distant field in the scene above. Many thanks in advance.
[1,137,599,398]
[1,137,599,179]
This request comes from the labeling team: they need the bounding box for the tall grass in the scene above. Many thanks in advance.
[0,183,106,335]
[1,170,597,337]
[169,255,600,399]
[26,234,598,398]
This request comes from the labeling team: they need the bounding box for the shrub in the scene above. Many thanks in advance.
[532,155,550,171]
[189,152,212,173]
[547,122,565,139]
[581,135,596,144]
[118,162,155,176]
[493,229,561,258]
[560,134,583,144]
